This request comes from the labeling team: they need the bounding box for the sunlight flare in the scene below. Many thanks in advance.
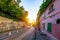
[27,14,37,23]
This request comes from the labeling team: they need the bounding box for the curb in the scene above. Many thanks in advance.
[43,31,58,40]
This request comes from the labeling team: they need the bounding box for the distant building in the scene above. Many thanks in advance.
[40,0,60,39]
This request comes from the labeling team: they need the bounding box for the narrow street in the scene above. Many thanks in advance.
[0,0,60,40]
[0,26,57,40]
[15,27,55,40]
[15,27,35,40]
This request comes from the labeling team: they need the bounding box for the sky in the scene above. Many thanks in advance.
[20,0,43,21]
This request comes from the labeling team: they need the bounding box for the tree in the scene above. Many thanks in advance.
[17,0,21,4]
[0,0,29,23]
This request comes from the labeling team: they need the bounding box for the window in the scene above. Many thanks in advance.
[43,13,45,19]
[43,23,45,30]
[56,19,60,24]
[48,4,55,14]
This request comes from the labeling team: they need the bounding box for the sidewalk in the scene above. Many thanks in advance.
[32,28,58,40]
[43,31,58,40]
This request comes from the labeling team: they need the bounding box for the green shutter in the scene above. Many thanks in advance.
[47,23,52,32]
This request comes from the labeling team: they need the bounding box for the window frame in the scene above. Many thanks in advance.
[48,4,55,14]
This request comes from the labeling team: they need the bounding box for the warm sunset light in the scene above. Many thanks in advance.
[27,14,37,23]
[1,0,60,40]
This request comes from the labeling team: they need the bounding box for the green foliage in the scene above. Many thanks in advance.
[17,0,21,4]
[36,0,52,26]
[0,0,28,21]
[38,0,52,16]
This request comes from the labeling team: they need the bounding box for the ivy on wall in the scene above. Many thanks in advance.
[36,0,52,26]
[38,0,52,16]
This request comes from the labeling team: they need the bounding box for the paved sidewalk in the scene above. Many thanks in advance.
[32,28,57,40]
[43,31,58,40]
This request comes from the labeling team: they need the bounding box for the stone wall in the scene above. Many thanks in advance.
[0,16,25,32]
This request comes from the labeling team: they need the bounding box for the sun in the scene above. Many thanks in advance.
[27,14,37,23]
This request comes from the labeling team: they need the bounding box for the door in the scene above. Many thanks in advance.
[47,23,52,32]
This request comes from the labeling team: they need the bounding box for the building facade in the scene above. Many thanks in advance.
[40,0,60,39]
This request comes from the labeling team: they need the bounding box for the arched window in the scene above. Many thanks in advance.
[56,19,60,24]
